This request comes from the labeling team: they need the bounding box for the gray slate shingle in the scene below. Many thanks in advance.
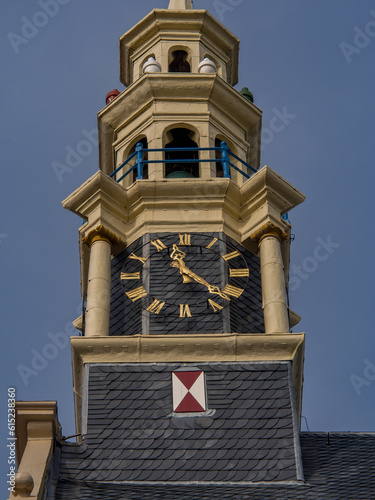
[51,433,375,499]
[49,361,375,499]
[56,362,298,485]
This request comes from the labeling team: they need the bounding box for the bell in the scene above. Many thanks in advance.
[166,170,196,178]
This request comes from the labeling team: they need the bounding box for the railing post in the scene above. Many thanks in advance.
[135,142,144,180]
[221,141,231,179]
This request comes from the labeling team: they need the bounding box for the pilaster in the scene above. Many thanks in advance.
[8,402,60,500]
[253,224,290,333]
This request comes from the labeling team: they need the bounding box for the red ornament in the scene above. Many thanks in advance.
[106,89,120,105]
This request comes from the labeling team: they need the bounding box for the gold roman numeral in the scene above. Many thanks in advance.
[146,299,165,314]
[229,268,249,278]
[179,234,191,245]
[129,253,147,264]
[222,284,244,298]
[126,286,148,302]
[222,250,241,261]
[151,239,167,252]
[121,272,141,280]
[206,238,218,250]
[208,299,223,312]
[179,304,192,318]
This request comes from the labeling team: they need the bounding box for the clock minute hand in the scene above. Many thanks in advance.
[183,268,230,301]
[206,284,230,301]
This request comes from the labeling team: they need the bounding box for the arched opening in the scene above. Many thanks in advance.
[165,128,199,178]
[124,137,148,182]
[169,50,191,73]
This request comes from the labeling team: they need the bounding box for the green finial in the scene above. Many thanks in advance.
[240,87,254,103]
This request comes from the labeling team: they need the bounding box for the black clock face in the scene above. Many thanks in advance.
[120,234,250,318]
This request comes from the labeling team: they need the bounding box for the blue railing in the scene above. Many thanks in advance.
[110,141,257,183]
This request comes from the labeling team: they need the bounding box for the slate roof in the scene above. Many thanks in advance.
[56,362,299,484]
[49,433,375,499]
[46,361,375,499]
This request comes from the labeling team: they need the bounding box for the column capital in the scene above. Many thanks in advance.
[250,222,288,244]
[82,225,121,247]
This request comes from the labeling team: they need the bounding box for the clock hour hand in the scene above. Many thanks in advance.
[170,244,186,262]
[171,258,200,284]
[170,244,194,283]
[171,259,230,300]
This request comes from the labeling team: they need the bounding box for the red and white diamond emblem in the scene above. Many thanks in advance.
[172,370,206,413]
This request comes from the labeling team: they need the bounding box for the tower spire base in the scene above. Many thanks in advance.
[168,0,193,9]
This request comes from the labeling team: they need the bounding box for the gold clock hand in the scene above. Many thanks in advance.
[170,244,186,262]
[170,258,196,284]
[179,265,210,287]
[206,284,230,301]
[170,245,193,282]
[171,260,230,300]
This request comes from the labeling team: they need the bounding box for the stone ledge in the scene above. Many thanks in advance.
[71,333,305,436]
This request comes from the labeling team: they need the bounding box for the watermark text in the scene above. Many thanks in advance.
[7,387,16,494]
[7,0,72,54]
[51,128,98,182]
[212,0,244,21]
[340,10,375,63]
[350,358,375,396]
[290,236,340,292]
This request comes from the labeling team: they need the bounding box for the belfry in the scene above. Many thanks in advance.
[10,2,374,499]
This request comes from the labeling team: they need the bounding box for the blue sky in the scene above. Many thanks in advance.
[1,0,375,495]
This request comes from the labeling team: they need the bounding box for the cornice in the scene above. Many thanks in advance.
[10,401,61,500]
[14,401,60,466]
[98,74,261,133]
[71,333,305,435]
[63,168,304,295]
[119,9,240,86]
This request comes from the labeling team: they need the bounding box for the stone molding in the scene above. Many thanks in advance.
[98,73,262,176]
[71,333,305,437]
[82,225,121,247]
[250,221,289,243]
[63,166,304,298]
[9,402,60,500]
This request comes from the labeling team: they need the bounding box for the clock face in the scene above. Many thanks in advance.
[120,234,250,319]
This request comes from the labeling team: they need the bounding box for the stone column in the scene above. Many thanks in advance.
[83,226,120,337]
[253,223,290,334]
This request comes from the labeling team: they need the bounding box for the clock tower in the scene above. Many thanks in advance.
[11,2,319,498]
[61,0,306,483]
